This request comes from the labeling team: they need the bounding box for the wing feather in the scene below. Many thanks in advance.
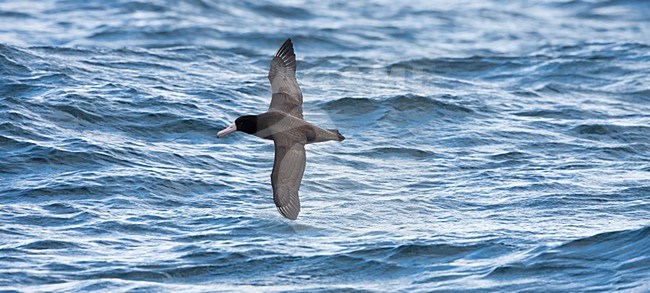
[268,38,303,119]
[271,141,306,220]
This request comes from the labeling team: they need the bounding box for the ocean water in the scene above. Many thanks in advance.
[1,0,649,291]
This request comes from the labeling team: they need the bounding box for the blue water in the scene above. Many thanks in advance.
[1,0,649,291]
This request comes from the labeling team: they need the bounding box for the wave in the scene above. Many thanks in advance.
[351,146,441,159]
[389,56,527,78]
[320,94,475,123]
[0,45,35,76]
[0,9,32,18]
[485,226,650,290]
[553,0,650,21]
[19,240,84,250]
[0,241,531,288]
[48,242,503,285]
[387,42,647,89]
[513,108,605,120]
[571,124,650,143]
[0,142,128,173]
[349,242,512,262]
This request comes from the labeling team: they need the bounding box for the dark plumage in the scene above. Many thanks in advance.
[217,39,345,220]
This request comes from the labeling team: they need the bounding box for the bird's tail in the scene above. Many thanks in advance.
[328,129,345,141]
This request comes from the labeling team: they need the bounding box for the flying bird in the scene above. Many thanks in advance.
[217,39,345,220]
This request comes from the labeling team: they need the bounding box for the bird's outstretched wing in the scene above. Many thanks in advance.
[271,139,306,220]
[268,38,303,119]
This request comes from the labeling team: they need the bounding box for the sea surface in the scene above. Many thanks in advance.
[1,0,649,291]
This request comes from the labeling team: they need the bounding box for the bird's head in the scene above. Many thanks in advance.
[217,115,258,138]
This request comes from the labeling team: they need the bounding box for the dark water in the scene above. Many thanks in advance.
[1,0,650,291]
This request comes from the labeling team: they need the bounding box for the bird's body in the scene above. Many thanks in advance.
[217,39,344,220]
[245,111,343,143]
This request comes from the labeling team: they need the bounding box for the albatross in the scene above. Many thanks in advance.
[217,38,345,220]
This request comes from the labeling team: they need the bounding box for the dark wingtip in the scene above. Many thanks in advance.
[273,38,296,73]
[327,129,345,141]
[277,206,299,220]
[334,129,345,141]
[276,38,294,58]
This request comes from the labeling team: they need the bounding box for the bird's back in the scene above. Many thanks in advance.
[253,111,309,142]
